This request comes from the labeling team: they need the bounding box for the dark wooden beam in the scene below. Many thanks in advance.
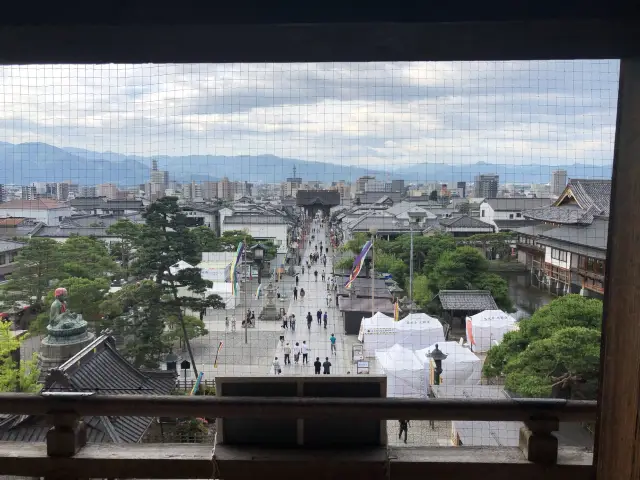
[0,443,214,479]
[0,19,638,65]
[0,393,597,421]
[0,443,593,480]
[391,446,593,480]
[595,58,640,480]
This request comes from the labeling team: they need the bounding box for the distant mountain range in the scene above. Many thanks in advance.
[0,141,612,186]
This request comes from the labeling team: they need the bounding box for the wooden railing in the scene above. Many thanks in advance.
[0,393,597,480]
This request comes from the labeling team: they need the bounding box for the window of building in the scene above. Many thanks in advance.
[481,210,485,217]
[516,212,522,217]
[551,248,568,262]
[509,214,514,219]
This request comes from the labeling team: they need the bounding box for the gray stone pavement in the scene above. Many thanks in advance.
[268,220,383,377]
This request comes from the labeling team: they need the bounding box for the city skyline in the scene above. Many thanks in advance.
[0,60,618,168]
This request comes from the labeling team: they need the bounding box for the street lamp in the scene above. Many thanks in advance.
[427,344,448,386]
[251,244,266,285]
[165,350,178,372]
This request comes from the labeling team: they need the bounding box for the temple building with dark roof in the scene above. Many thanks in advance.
[515,179,611,298]
[0,335,176,443]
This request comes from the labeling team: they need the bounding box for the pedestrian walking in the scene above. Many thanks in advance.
[316,309,322,325]
[314,357,322,374]
[321,271,325,281]
[323,311,328,329]
[290,314,296,331]
[281,313,288,329]
[307,312,313,329]
[302,266,305,274]
[322,357,332,375]
[284,343,291,365]
[302,341,309,364]
[399,420,410,443]
[199,308,205,321]
[326,294,331,307]
[295,275,299,286]
[326,247,328,254]
[293,286,298,301]
[314,270,318,282]
[225,316,230,331]
[231,317,237,332]
[330,333,337,354]
[273,357,282,375]
[300,288,306,301]
[293,342,301,364]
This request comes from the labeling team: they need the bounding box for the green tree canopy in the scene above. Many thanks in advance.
[32,277,111,334]
[483,295,603,399]
[127,197,225,373]
[59,235,119,279]
[107,219,143,278]
[100,280,170,368]
[342,233,371,255]
[335,255,355,270]
[0,323,40,392]
[1,238,62,310]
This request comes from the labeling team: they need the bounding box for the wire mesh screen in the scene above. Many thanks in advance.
[0,61,615,448]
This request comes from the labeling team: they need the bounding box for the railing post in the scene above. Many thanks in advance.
[519,417,559,464]
[44,412,87,480]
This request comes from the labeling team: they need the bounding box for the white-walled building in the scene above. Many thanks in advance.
[222,214,290,265]
[479,198,551,231]
[0,199,72,226]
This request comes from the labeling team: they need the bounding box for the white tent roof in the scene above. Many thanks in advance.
[358,311,396,342]
[375,344,423,371]
[169,260,194,275]
[396,313,442,331]
[362,311,395,327]
[415,341,480,366]
[468,309,516,327]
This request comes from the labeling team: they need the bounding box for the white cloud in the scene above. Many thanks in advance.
[0,60,619,166]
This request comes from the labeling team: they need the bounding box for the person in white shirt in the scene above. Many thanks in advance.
[273,357,281,375]
[284,343,292,365]
[301,341,309,364]
[293,342,302,364]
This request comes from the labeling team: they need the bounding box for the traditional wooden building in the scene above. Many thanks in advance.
[0,335,176,443]
[518,179,611,298]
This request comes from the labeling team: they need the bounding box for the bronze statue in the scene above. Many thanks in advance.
[48,287,86,333]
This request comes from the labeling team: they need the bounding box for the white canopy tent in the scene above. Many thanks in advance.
[415,341,482,386]
[395,313,445,351]
[358,312,396,357]
[169,260,195,276]
[465,309,518,353]
[375,344,424,398]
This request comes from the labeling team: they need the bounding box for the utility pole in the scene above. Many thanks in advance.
[409,225,414,313]
[243,238,249,345]
[370,228,377,318]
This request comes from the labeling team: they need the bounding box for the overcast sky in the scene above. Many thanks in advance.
[0,60,619,167]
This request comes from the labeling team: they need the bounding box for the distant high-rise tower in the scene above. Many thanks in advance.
[473,174,499,198]
[457,181,467,198]
[551,169,568,196]
[152,159,158,171]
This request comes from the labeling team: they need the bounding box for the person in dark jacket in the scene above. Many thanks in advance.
[314,357,322,374]
[322,357,332,374]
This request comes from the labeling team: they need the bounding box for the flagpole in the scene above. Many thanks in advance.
[369,228,377,318]
[244,237,248,345]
